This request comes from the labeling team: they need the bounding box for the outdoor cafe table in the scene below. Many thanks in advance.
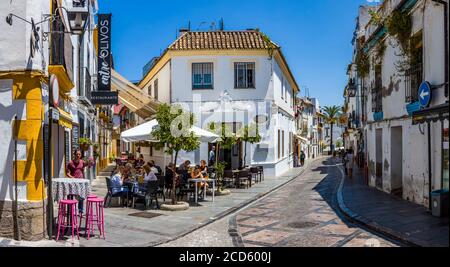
[52,178,91,202]
[188,178,216,204]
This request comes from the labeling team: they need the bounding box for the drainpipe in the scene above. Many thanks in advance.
[431,0,449,99]
[13,115,21,241]
[428,121,432,211]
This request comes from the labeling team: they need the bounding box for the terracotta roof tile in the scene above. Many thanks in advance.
[169,30,278,50]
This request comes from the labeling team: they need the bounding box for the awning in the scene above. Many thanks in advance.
[412,103,449,125]
[57,107,73,130]
[111,69,160,119]
[295,135,309,143]
[121,119,220,143]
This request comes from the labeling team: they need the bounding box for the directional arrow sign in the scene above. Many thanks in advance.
[418,81,432,108]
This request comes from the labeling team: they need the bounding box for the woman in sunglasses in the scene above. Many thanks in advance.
[67,149,90,214]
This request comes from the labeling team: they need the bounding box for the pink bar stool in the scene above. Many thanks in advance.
[79,195,98,230]
[56,199,80,241]
[85,198,105,240]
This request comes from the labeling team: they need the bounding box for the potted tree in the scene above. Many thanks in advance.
[152,104,200,211]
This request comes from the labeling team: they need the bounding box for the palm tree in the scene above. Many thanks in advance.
[323,105,342,155]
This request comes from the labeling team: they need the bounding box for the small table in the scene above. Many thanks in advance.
[188,178,216,204]
[52,178,91,202]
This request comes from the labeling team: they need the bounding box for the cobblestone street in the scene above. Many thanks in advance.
[162,157,400,247]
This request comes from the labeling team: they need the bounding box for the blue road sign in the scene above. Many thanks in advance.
[418,81,432,108]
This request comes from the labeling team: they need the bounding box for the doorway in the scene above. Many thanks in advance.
[375,129,383,189]
[391,126,403,197]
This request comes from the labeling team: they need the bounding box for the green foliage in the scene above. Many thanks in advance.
[355,49,370,77]
[373,41,386,65]
[238,123,262,144]
[152,103,200,158]
[368,9,384,26]
[215,161,228,191]
[79,137,92,145]
[260,31,276,59]
[153,103,200,205]
[208,122,237,150]
[386,10,412,54]
[323,105,342,153]
[323,106,342,125]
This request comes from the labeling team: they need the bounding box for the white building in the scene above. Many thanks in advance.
[138,30,300,177]
[356,0,449,207]
[0,0,108,240]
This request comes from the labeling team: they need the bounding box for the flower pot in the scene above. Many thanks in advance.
[80,143,90,151]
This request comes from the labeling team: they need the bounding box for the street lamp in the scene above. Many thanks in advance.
[67,1,89,35]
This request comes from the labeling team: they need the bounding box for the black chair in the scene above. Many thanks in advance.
[177,178,196,201]
[250,167,260,184]
[156,175,166,202]
[237,170,251,189]
[257,166,264,182]
[133,181,160,210]
[104,177,125,208]
[223,170,235,188]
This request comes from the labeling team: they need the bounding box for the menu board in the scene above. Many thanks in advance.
[65,131,70,166]
[72,125,79,153]
[43,124,49,183]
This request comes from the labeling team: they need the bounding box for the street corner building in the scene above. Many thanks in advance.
[137,30,300,177]
[343,0,449,208]
[0,0,109,241]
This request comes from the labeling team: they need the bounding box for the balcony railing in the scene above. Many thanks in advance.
[84,67,92,100]
[405,63,422,103]
[371,88,383,113]
[50,18,73,83]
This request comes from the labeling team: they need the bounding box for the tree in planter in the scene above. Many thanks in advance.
[323,106,342,155]
[152,104,200,205]
[215,161,228,192]
[237,123,262,168]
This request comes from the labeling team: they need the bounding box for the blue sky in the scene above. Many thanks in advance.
[99,0,378,107]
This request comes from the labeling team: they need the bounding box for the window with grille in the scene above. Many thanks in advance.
[154,79,158,100]
[234,62,255,89]
[192,63,213,89]
[148,84,152,96]
[405,32,423,103]
[372,65,383,113]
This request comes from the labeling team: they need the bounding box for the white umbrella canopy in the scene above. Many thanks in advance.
[120,119,219,143]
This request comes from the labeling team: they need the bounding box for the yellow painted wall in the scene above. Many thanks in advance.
[7,72,46,201]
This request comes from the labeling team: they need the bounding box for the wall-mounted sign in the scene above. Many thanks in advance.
[91,91,118,105]
[97,14,112,92]
[419,81,432,108]
[92,13,118,105]
[50,107,60,122]
[50,74,59,107]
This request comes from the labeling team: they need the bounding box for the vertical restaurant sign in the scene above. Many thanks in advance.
[97,14,112,92]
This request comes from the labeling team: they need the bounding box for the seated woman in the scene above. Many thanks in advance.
[143,164,157,183]
[135,154,146,168]
[199,160,209,178]
[191,165,209,193]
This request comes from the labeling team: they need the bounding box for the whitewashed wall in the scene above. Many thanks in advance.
[0,0,50,72]
[363,0,447,207]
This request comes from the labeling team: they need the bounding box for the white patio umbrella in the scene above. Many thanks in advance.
[120,119,219,143]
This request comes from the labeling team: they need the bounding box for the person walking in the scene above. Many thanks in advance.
[300,151,306,167]
[345,148,355,178]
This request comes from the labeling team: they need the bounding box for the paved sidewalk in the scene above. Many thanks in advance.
[0,160,315,247]
[78,162,311,247]
[336,159,449,247]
